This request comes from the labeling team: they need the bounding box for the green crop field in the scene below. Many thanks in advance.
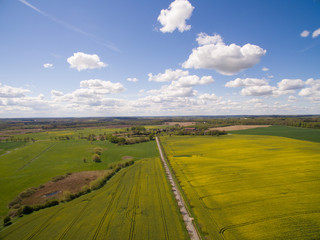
[231,125,320,143]
[0,157,188,240]
[161,135,320,240]
[0,137,158,217]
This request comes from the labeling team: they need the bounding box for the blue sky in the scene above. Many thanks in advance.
[0,0,319,117]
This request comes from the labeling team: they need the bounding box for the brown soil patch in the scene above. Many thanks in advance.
[209,125,271,131]
[22,170,110,205]
[122,156,134,160]
[164,122,196,127]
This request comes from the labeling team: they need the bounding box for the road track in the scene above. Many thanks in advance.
[156,137,200,240]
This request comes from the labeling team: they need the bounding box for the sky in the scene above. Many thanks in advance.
[0,0,319,117]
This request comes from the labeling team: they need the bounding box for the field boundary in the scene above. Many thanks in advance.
[156,137,201,240]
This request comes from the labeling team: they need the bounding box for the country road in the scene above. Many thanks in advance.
[156,137,201,240]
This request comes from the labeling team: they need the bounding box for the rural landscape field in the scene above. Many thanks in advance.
[161,131,320,239]
[1,0,320,239]
[0,117,319,240]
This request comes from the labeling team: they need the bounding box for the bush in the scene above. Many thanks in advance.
[92,153,101,162]
[3,216,11,227]
[94,147,102,155]
[81,185,91,194]
[22,205,34,215]
[63,191,74,201]
[19,187,37,198]
[52,175,66,182]
[8,196,22,209]
[44,200,59,208]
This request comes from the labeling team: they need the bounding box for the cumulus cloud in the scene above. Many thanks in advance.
[299,78,320,101]
[300,30,310,37]
[262,67,269,72]
[312,28,320,38]
[288,95,297,102]
[79,79,124,93]
[157,0,194,33]
[147,69,214,101]
[198,93,221,102]
[148,69,189,82]
[182,33,266,75]
[225,78,268,88]
[67,52,107,71]
[43,63,54,69]
[277,79,304,90]
[127,77,139,82]
[241,85,276,96]
[0,83,31,98]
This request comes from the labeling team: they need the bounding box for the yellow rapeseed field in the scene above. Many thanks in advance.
[161,135,320,240]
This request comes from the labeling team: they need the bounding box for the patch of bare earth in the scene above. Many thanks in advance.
[209,125,271,131]
[122,155,133,160]
[22,170,110,205]
[164,122,196,127]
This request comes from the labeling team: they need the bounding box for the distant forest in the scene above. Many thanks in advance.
[0,115,319,131]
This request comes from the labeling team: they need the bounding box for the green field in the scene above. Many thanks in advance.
[0,142,26,156]
[0,157,188,240]
[231,125,320,143]
[161,135,320,239]
[0,138,158,217]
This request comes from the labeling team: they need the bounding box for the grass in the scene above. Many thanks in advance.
[231,125,320,143]
[0,157,188,240]
[0,138,158,217]
[0,142,26,155]
[161,135,320,240]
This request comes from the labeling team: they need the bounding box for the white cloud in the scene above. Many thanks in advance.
[183,33,266,75]
[299,78,320,101]
[225,78,268,88]
[67,52,107,71]
[79,79,124,93]
[51,90,64,97]
[288,95,297,102]
[277,79,304,90]
[312,28,320,38]
[0,83,31,98]
[171,75,214,88]
[43,63,54,69]
[198,93,221,102]
[300,30,310,37]
[127,77,139,82]
[158,0,194,33]
[241,85,276,96]
[262,67,269,72]
[148,69,189,82]
[147,69,214,101]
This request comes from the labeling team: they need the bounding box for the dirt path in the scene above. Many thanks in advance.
[156,137,200,240]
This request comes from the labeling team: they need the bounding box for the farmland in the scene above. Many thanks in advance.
[0,157,188,239]
[231,125,320,143]
[161,135,320,239]
[0,133,158,217]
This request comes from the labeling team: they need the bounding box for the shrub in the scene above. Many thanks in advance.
[92,153,101,162]
[81,185,91,194]
[90,176,105,190]
[63,191,74,201]
[19,187,37,199]
[3,216,11,227]
[8,196,22,209]
[52,175,66,182]
[22,205,34,215]
[94,147,102,155]
[44,200,59,208]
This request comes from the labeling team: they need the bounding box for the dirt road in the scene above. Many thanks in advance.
[156,137,200,240]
